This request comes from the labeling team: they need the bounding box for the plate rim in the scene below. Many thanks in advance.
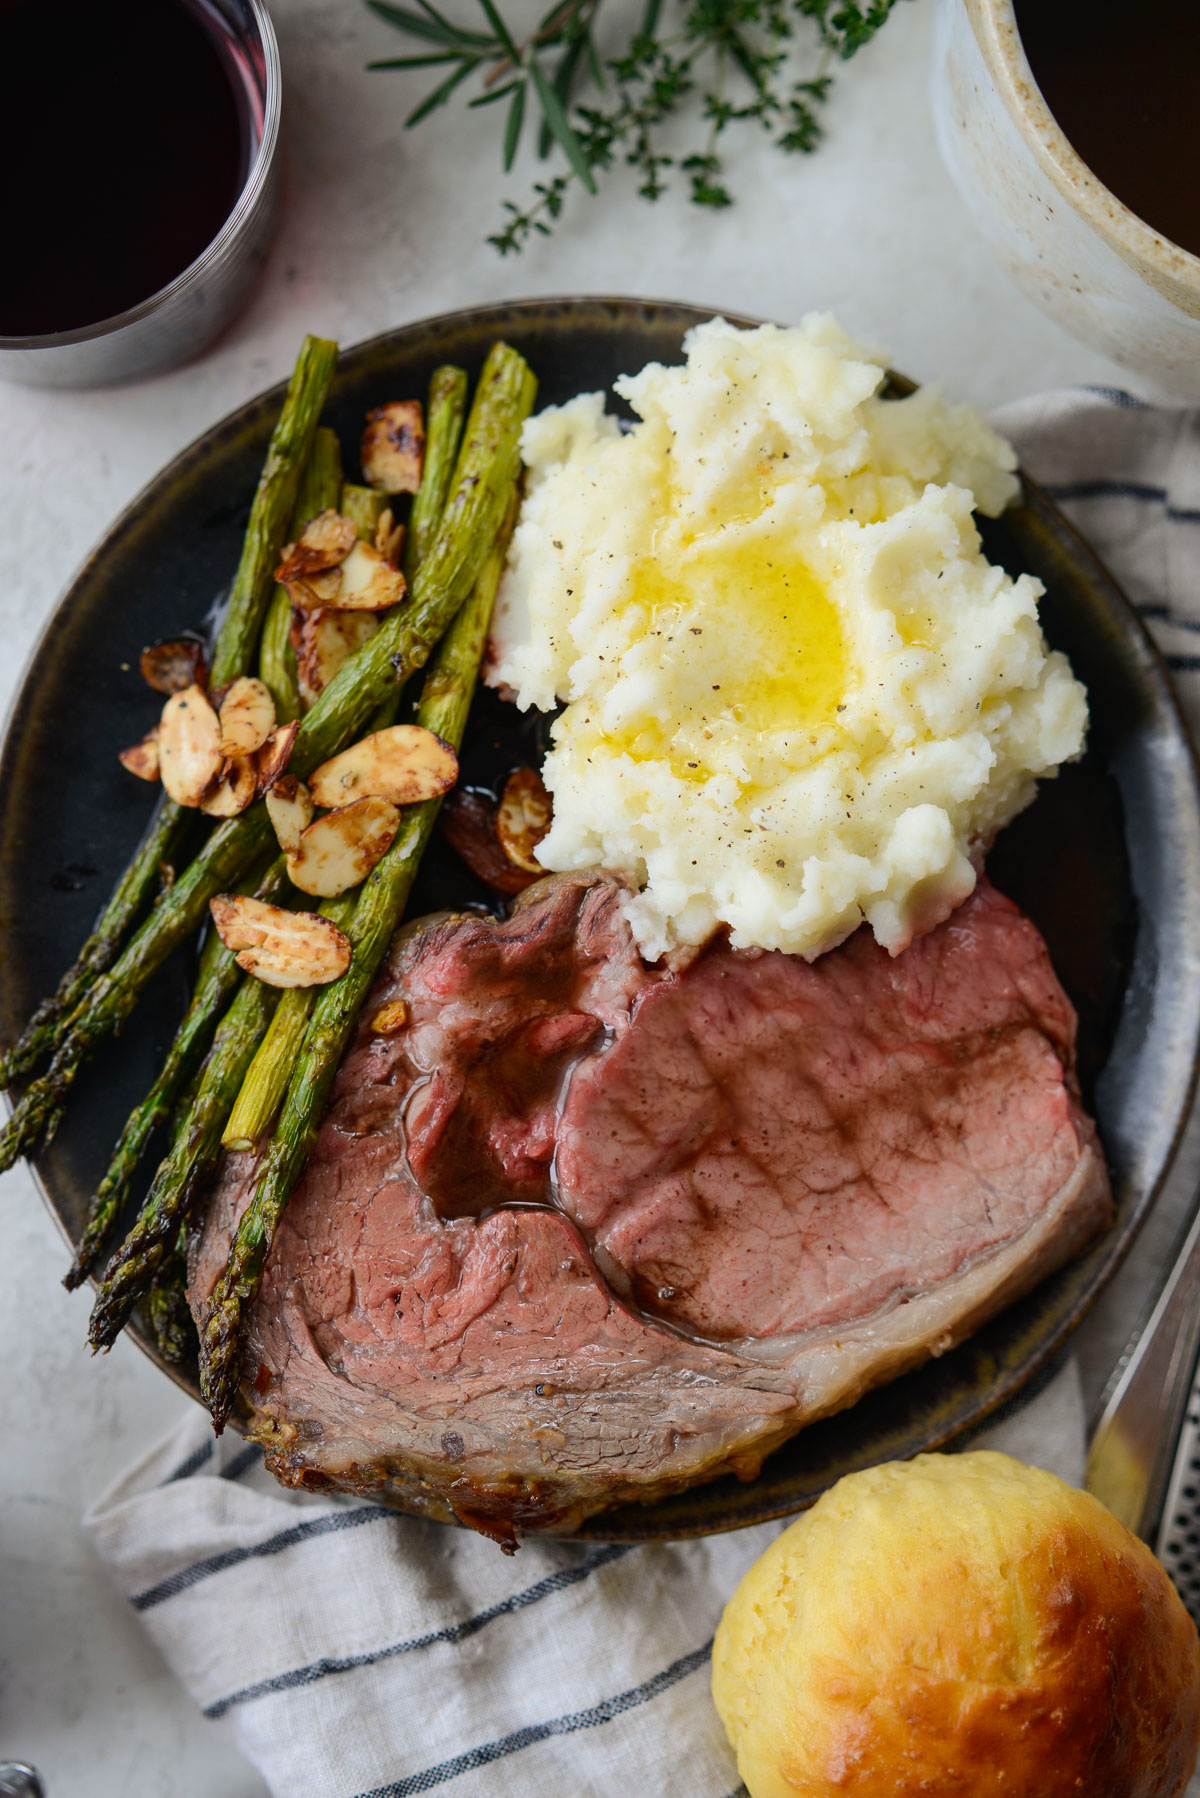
[6,293,1200,1529]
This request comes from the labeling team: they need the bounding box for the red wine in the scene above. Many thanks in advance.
[1014,0,1200,261]
[0,0,255,336]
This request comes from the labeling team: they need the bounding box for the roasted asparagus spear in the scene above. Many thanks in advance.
[199,498,520,1428]
[221,892,356,1150]
[210,336,339,690]
[145,1235,196,1365]
[63,854,288,1290]
[87,972,280,1353]
[221,363,477,1155]
[339,482,390,543]
[0,335,338,1090]
[405,366,469,582]
[258,425,344,722]
[0,342,533,1174]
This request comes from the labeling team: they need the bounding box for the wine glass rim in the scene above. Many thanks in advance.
[0,0,282,353]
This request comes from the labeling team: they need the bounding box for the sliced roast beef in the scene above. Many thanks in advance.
[190,871,1112,1543]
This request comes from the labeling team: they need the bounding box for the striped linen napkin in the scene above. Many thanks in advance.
[85,384,1197,1798]
[85,1362,1083,1798]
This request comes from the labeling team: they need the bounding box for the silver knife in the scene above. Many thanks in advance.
[1086,1185,1200,1617]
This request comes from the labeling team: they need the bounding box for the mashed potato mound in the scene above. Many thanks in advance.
[489,315,1088,961]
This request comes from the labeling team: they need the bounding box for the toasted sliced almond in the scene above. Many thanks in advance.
[283,566,345,610]
[286,796,400,897]
[209,893,352,988]
[275,511,359,609]
[159,683,222,808]
[382,520,406,567]
[119,727,161,783]
[497,767,553,873]
[321,540,405,612]
[361,401,425,495]
[292,609,379,706]
[373,507,395,555]
[140,636,208,695]
[370,508,409,570]
[309,725,458,809]
[276,512,405,614]
[265,775,314,856]
[201,754,258,817]
[301,509,359,564]
[217,676,276,757]
[255,719,300,793]
[440,788,538,895]
[276,510,357,579]
[371,999,408,1034]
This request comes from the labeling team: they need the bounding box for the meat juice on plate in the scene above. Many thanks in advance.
[0,0,260,335]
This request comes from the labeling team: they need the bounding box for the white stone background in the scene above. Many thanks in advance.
[3,0,1199,1792]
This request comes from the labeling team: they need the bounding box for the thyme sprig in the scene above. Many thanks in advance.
[366,0,900,252]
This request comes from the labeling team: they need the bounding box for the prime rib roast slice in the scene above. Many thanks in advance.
[190,870,1112,1544]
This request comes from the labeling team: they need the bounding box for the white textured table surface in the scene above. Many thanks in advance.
[0,1,1190,1792]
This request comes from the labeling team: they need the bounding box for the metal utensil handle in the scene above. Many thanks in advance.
[1157,1371,1200,1620]
[1085,1191,1200,1542]
[0,1766,45,1798]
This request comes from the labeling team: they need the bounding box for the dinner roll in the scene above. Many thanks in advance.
[712,1451,1200,1798]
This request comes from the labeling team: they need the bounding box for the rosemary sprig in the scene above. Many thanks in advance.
[366,0,900,251]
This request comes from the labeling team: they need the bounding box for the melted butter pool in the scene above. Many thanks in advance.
[605,524,847,777]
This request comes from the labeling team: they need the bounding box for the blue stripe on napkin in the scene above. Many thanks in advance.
[351,1640,714,1798]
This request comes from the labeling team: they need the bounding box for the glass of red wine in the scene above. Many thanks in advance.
[0,0,281,387]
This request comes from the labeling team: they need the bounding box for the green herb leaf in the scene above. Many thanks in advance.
[530,58,597,191]
[539,30,588,157]
[504,77,528,167]
[368,51,463,68]
[475,0,522,60]
[367,0,495,49]
[367,0,899,249]
[469,76,524,105]
[405,55,481,124]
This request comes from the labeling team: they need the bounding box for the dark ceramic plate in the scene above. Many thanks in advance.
[4,298,1200,1541]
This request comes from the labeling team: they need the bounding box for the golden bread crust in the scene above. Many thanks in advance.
[712,1451,1200,1798]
